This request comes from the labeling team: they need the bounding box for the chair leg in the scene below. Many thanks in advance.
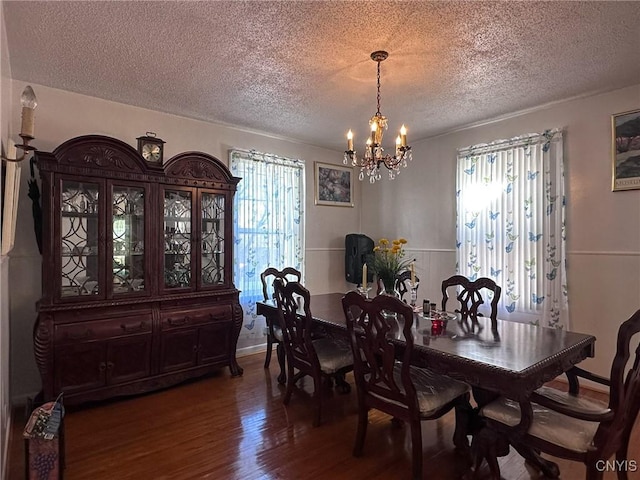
[334,371,351,394]
[616,401,639,480]
[276,343,286,384]
[586,464,604,480]
[616,447,630,480]
[353,404,368,457]
[409,420,423,480]
[283,362,295,406]
[453,394,472,452]
[264,333,273,368]
[313,374,323,427]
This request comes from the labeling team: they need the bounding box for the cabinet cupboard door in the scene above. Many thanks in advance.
[59,179,102,299]
[111,184,149,296]
[198,323,231,365]
[199,191,226,288]
[107,335,152,384]
[162,188,194,291]
[55,342,107,393]
[160,329,199,372]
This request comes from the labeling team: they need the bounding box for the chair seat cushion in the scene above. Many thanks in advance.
[410,366,470,416]
[312,338,353,374]
[535,385,610,416]
[369,364,470,417]
[481,395,600,453]
[272,325,284,342]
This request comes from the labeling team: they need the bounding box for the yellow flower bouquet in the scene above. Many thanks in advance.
[370,238,411,295]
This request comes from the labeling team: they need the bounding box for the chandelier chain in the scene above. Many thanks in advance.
[376,60,381,115]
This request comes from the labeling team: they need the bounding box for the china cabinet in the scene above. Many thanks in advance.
[33,135,243,405]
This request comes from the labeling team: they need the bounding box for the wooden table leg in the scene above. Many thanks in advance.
[512,440,560,478]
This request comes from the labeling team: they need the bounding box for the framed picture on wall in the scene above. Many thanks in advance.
[314,162,354,207]
[612,108,640,191]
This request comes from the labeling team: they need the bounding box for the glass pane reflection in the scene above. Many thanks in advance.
[201,193,225,286]
[112,186,145,294]
[164,190,192,288]
[60,180,99,297]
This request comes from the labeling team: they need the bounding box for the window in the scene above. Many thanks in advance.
[230,149,305,340]
[456,129,568,328]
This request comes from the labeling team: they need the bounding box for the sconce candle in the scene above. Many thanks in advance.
[347,130,354,151]
[1,85,38,163]
[20,86,38,138]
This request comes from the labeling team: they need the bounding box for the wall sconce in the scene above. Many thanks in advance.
[1,85,38,162]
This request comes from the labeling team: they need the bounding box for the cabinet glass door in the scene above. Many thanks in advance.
[60,180,100,297]
[163,189,192,289]
[201,192,225,286]
[112,186,146,294]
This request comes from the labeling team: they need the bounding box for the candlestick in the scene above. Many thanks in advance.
[347,130,353,151]
[410,262,415,284]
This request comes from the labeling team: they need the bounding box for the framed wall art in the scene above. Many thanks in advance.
[314,162,354,207]
[612,108,640,191]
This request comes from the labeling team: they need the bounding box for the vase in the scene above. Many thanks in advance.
[379,275,398,298]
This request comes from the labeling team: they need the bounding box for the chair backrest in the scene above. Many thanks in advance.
[395,270,420,302]
[260,267,302,301]
[441,275,501,327]
[342,291,418,413]
[273,279,318,369]
[594,308,640,452]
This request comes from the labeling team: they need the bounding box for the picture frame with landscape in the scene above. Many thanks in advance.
[612,108,640,191]
[314,162,354,207]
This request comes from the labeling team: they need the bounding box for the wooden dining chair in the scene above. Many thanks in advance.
[260,267,301,384]
[441,275,501,330]
[395,270,420,303]
[274,280,353,427]
[341,291,471,480]
[477,308,640,480]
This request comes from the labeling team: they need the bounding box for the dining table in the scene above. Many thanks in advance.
[257,292,596,477]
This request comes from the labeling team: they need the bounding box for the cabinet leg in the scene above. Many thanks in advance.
[229,357,244,376]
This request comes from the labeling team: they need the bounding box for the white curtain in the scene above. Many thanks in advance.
[230,149,305,345]
[456,129,568,329]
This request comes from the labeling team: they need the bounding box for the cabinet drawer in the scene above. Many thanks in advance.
[55,314,152,343]
[160,305,231,330]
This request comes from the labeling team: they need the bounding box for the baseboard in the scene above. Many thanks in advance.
[548,374,609,394]
[237,344,268,358]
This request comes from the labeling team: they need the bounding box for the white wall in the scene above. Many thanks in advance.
[363,85,640,378]
[0,1,13,476]
[7,81,360,402]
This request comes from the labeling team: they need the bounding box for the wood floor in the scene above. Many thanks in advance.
[7,352,640,480]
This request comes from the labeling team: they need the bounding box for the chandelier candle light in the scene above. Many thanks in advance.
[344,51,412,183]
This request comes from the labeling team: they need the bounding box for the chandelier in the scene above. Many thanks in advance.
[344,51,412,183]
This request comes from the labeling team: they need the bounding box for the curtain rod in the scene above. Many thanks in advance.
[229,148,305,165]
[457,128,562,156]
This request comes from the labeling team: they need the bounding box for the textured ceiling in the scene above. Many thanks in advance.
[4,1,640,151]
